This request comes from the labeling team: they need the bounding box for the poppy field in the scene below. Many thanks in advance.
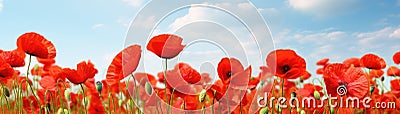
[1,32,400,114]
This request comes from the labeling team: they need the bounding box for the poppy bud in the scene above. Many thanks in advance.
[314,91,320,100]
[381,76,385,81]
[119,99,123,106]
[95,81,102,93]
[57,108,63,114]
[57,108,69,114]
[64,90,70,101]
[330,106,334,114]
[34,64,39,72]
[199,89,207,102]
[259,107,269,114]
[297,108,301,112]
[300,110,306,114]
[3,87,10,97]
[145,82,152,95]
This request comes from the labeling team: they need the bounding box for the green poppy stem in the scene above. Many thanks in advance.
[163,58,169,113]
[281,78,284,114]
[226,86,230,113]
[80,84,87,114]
[25,55,40,104]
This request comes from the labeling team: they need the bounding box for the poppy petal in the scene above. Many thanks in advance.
[0,49,26,67]
[17,32,56,59]
[146,34,185,59]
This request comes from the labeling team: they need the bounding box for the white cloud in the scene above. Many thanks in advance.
[390,28,400,38]
[91,24,104,29]
[275,29,347,46]
[357,27,392,46]
[169,6,210,31]
[0,0,3,12]
[275,26,400,60]
[287,0,358,17]
[163,1,274,75]
[274,26,400,80]
[122,0,144,7]
[309,45,333,59]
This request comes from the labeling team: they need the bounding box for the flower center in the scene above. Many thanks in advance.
[282,65,290,73]
[226,72,232,78]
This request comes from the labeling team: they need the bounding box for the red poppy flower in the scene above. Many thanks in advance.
[316,58,329,66]
[196,73,212,84]
[297,83,324,112]
[360,54,386,69]
[164,68,203,96]
[106,45,141,86]
[266,49,307,79]
[379,91,400,110]
[17,32,56,59]
[183,94,201,110]
[247,76,261,90]
[31,66,47,76]
[229,66,253,90]
[156,71,165,82]
[37,58,55,70]
[388,66,400,76]
[217,57,245,84]
[217,57,254,90]
[101,80,120,94]
[0,49,26,67]
[323,63,368,98]
[127,73,156,103]
[146,34,185,59]
[369,69,384,78]
[394,52,400,64]
[32,65,64,80]
[88,94,106,114]
[316,68,324,75]
[390,79,400,91]
[39,76,57,90]
[60,60,98,84]
[207,80,227,101]
[258,66,273,81]
[0,57,14,83]
[300,71,312,80]
[174,63,201,84]
[37,58,55,65]
[343,58,361,67]
[298,83,323,97]
[23,96,40,113]
[82,79,106,114]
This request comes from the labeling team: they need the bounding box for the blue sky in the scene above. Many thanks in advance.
[1,0,400,86]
